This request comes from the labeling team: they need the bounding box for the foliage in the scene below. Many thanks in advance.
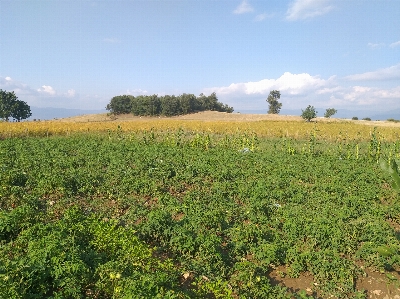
[352,116,359,120]
[107,92,233,116]
[0,129,400,298]
[324,108,337,118]
[362,117,372,121]
[106,95,134,114]
[301,105,317,122]
[0,89,32,122]
[380,158,400,193]
[266,90,282,114]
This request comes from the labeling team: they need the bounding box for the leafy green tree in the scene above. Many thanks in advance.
[160,95,181,116]
[0,89,32,121]
[11,99,32,121]
[266,90,282,114]
[324,108,337,118]
[301,105,317,122]
[106,95,134,114]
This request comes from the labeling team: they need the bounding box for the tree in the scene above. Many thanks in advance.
[324,108,337,118]
[11,99,32,121]
[0,89,32,121]
[106,95,134,114]
[301,105,317,122]
[266,90,282,114]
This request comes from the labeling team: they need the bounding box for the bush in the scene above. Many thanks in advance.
[362,117,371,121]
[352,116,358,120]
[387,118,400,123]
[301,105,317,122]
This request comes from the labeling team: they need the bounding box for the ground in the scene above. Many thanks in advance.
[56,111,400,298]
[57,111,400,129]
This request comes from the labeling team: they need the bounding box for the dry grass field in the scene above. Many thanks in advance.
[57,111,399,127]
[1,111,400,141]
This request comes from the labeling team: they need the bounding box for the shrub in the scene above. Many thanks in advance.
[362,117,371,121]
[352,117,358,120]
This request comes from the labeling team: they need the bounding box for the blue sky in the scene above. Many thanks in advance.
[1,0,399,113]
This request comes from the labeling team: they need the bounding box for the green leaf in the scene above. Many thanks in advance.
[376,245,396,257]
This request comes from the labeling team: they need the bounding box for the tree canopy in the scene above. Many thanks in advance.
[0,89,32,121]
[324,108,337,118]
[301,105,317,122]
[266,90,282,114]
[106,92,234,116]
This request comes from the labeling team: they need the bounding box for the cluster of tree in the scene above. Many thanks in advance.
[106,92,234,116]
[266,90,338,122]
[300,106,338,121]
[0,89,32,122]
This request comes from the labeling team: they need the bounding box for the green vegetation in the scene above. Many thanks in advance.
[1,129,400,298]
[301,105,317,122]
[266,90,282,114]
[324,108,337,118]
[106,92,234,116]
[352,116,359,120]
[362,117,372,121]
[0,89,32,122]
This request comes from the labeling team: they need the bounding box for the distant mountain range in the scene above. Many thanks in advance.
[237,108,400,121]
[27,106,399,121]
[28,107,107,120]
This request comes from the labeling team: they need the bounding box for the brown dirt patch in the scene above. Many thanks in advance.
[269,265,400,298]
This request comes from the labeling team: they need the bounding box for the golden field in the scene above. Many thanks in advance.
[1,111,400,141]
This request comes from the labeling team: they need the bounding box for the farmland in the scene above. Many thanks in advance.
[1,113,400,298]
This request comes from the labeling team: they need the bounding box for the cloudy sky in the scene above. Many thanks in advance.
[0,0,399,112]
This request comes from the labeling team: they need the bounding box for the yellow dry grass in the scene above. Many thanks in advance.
[1,111,400,141]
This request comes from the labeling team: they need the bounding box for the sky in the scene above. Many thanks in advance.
[0,0,399,113]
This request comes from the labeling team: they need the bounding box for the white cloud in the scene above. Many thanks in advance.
[67,89,76,97]
[332,86,400,106]
[37,85,56,95]
[206,72,334,96]
[390,40,400,48]
[254,13,274,22]
[233,0,254,14]
[368,42,385,49]
[345,64,400,81]
[286,0,333,21]
[205,71,400,112]
[5,76,12,81]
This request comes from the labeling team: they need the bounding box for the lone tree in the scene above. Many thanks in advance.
[324,108,337,118]
[301,105,317,122]
[0,89,32,121]
[266,90,282,114]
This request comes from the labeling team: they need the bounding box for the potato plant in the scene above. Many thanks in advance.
[0,130,399,298]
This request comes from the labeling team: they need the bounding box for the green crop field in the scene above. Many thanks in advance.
[1,127,400,298]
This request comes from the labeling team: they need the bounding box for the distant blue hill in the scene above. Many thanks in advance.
[28,107,107,120]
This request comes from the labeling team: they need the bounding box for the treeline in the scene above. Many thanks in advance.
[106,92,234,116]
